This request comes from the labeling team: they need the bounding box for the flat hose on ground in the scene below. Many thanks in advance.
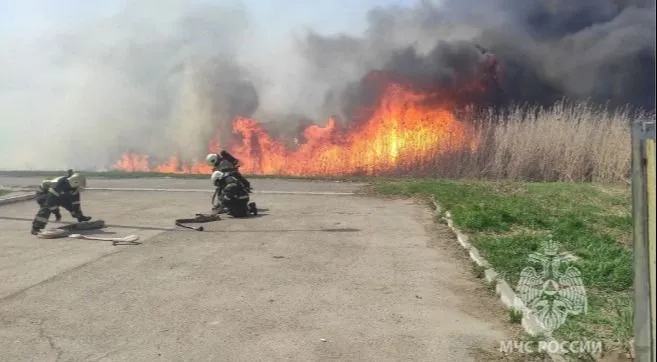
[59,219,106,230]
[37,219,106,239]
[174,213,221,231]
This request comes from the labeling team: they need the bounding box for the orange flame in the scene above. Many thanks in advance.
[112,81,479,176]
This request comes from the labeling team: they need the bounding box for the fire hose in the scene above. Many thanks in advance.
[174,187,227,231]
[36,220,140,244]
[211,188,221,209]
[174,213,221,231]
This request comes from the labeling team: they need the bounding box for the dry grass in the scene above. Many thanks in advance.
[3,100,650,184]
[422,100,655,183]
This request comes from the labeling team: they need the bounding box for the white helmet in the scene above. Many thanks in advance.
[206,153,218,166]
[68,173,87,190]
[211,171,224,186]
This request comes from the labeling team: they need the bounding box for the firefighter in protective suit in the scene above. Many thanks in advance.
[35,169,74,222]
[205,151,251,192]
[211,168,257,216]
[31,173,92,235]
[206,150,241,170]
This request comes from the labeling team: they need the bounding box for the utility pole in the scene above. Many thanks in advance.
[631,119,655,362]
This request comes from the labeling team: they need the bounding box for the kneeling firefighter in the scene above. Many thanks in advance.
[205,151,252,191]
[31,172,92,235]
[211,164,257,217]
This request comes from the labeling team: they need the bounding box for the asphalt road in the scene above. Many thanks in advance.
[0,177,517,361]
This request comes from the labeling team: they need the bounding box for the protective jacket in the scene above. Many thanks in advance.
[35,177,65,220]
[212,152,251,191]
[212,150,241,170]
[32,176,89,232]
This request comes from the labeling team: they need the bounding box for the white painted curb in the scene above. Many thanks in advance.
[85,187,355,196]
[431,198,568,362]
[0,192,37,206]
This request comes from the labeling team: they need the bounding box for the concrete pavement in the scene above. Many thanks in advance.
[0,176,366,194]
[0,177,518,361]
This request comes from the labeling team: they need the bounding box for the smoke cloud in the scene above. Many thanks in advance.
[307,0,656,121]
[0,0,654,170]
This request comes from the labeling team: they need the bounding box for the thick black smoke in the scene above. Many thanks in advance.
[301,0,655,125]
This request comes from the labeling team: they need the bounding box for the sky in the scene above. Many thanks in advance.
[0,0,416,39]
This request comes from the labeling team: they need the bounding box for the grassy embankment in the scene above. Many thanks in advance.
[370,102,646,358]
[373,180,633,353]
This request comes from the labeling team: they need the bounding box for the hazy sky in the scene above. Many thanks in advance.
[0,0,420,170]
[0,0,415,39]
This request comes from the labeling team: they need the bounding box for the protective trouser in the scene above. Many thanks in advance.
[36,178,64,221]
[32,189,87,232]
[35,192,61,221]
[220,183,250,217]
[217,171,250,191]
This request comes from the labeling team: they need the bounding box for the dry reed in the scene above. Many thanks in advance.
[422,100,654,183]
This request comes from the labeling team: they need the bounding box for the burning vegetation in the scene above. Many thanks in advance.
[112,79,483,176]
[112,46,497,176]
[114,87,479,176]
[108,0,654,180]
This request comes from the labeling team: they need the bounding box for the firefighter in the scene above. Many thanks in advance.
[210,169,257,216]
[34,170,75,222]
[205,151,251,191]
[31,173,92,235]
[205,150,241,171]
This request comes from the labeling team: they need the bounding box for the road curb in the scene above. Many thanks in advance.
[0,192,37,206]
[430,197,567,362]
